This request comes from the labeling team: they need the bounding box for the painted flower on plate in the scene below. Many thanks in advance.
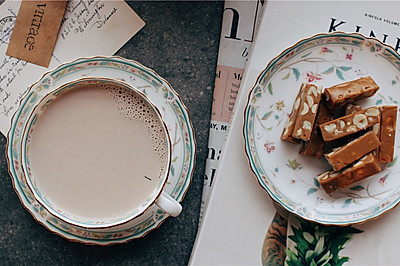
[287,159,302,170]
[264,141,275,153]
[379,175,387,186]
[320,47,331,54]
[275,100,285,111]
[306,71,322,83]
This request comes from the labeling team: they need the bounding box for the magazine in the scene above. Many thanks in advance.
[191,1,400,265]
[200,0,265,224]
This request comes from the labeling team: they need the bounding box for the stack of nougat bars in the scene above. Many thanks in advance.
[281,76,397,193]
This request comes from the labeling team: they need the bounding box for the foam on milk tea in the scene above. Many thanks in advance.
[28,82,169,221]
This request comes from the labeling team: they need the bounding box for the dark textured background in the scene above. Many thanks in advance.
[0,1,223,265]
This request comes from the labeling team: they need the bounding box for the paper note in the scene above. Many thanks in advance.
[0,0,145,136]
[6,0,68,67]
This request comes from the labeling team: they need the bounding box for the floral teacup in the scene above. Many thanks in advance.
[20,77,182,230]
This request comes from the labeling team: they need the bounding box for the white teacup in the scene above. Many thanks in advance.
[21,77,182,229]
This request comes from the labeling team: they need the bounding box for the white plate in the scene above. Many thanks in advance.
[7,56,196,244]
[244,32,400,225]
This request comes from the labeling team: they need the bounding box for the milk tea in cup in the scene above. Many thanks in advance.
[23,78,178,228]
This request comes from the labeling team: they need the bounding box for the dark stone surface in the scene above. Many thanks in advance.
[0,1,223,265]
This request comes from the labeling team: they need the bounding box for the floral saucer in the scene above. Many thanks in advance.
[244,32,400,225]
[7,56,195,244]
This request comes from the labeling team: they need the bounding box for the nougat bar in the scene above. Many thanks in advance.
[324,131,380,171]
[281,83,307,143]
[371,123,381,158]
[345,104,362,115]
[323,76,379,110]
[378,105,398,162]
[318,153,381,193]
[292,84,323,141]
[319,107,380,142]
[299,102,333,158]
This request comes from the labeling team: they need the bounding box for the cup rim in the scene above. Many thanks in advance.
[20,77,173,229]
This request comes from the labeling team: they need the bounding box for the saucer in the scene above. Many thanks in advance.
[7,56,196,245]
[244,32,400,225]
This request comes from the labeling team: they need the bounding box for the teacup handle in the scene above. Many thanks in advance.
[156,192,182,217]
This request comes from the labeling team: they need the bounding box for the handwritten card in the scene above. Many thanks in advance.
[0,0,145,135]
[6,0,68,67]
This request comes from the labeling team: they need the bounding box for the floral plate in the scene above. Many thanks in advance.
[244,32,400,225]
[7,56,195,244]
